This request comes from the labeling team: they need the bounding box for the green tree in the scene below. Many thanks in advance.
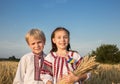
[9,56,16,60]
[90,44,120,63]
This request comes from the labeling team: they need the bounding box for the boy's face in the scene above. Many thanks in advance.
[28,37,45,54]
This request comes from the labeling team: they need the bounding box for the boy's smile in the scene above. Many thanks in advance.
[28,37,45,54]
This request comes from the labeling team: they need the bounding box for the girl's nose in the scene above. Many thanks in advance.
[61,37,65,41]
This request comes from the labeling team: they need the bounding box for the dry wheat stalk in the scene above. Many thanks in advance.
[57,56,99,84]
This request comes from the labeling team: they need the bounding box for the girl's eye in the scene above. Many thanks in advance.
[56,36,61,39]
[58,37,61,39]
[63,35,68,39]
[64,36,68,38]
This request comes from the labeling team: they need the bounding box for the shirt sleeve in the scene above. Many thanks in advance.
[41,53,53,83]
[13,56,27,84]
[41,74,53,84]
[72,52,83,67]
[73,52,91,81]
[85,72,91,80]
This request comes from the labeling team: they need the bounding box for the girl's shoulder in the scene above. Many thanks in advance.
[68,50,82,61]
[44,52,55,62]
[44,52,56,60]
[68,50,80,56]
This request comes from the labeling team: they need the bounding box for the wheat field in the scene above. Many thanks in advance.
[0,61,18,84]
[0,61,120,84]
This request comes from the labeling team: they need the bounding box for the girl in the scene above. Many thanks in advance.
[41,27,90,84]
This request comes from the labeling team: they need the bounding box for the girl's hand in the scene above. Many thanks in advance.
[46,80,53,84]
[64,71,79,83]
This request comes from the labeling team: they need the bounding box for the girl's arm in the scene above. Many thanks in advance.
[64,71,88,83]
[46,80,53,84]
[75,72,87,82]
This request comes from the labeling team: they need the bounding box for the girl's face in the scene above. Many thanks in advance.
[28,36,45,54]
[52,30,69,50]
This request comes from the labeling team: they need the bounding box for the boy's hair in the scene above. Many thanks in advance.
[51,27,71,52]
[25,28,46,44]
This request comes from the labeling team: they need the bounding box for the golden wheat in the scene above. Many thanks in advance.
[57,56,99,84]
[84,63,120,84]
[0,61,18,84]
[0,61,120,84]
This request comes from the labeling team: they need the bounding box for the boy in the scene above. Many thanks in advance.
[13,28,46,84]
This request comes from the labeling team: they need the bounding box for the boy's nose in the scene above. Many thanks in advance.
[35,43,39,47]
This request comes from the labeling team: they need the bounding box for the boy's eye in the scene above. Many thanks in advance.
[31,43,35,45]
[38,41,42,43]
[64,36,68,39]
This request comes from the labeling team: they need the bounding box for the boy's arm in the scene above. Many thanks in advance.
[13,57,26,84]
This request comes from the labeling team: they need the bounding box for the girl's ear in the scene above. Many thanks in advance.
[52,38,56,44]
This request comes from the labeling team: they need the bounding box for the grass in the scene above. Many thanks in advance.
[0,61,120,84]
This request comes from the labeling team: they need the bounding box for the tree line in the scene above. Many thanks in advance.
[0,56,20,61]
[90,44,120,64]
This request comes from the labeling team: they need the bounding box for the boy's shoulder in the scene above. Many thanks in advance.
[21,52,34,59]
[43,52,47,57]
[22,52,46,58]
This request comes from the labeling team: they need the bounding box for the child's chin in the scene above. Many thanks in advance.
[34,51,41,54]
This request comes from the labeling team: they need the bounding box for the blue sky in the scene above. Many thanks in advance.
[0,0,120,58]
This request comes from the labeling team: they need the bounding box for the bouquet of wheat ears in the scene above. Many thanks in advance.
[57,56,99,84]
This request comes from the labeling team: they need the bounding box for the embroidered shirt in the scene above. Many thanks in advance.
[13,52,46,84]
[41,51,83,84]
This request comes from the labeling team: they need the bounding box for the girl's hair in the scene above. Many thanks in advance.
[51,27,71,52]
[25,28,46,44]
